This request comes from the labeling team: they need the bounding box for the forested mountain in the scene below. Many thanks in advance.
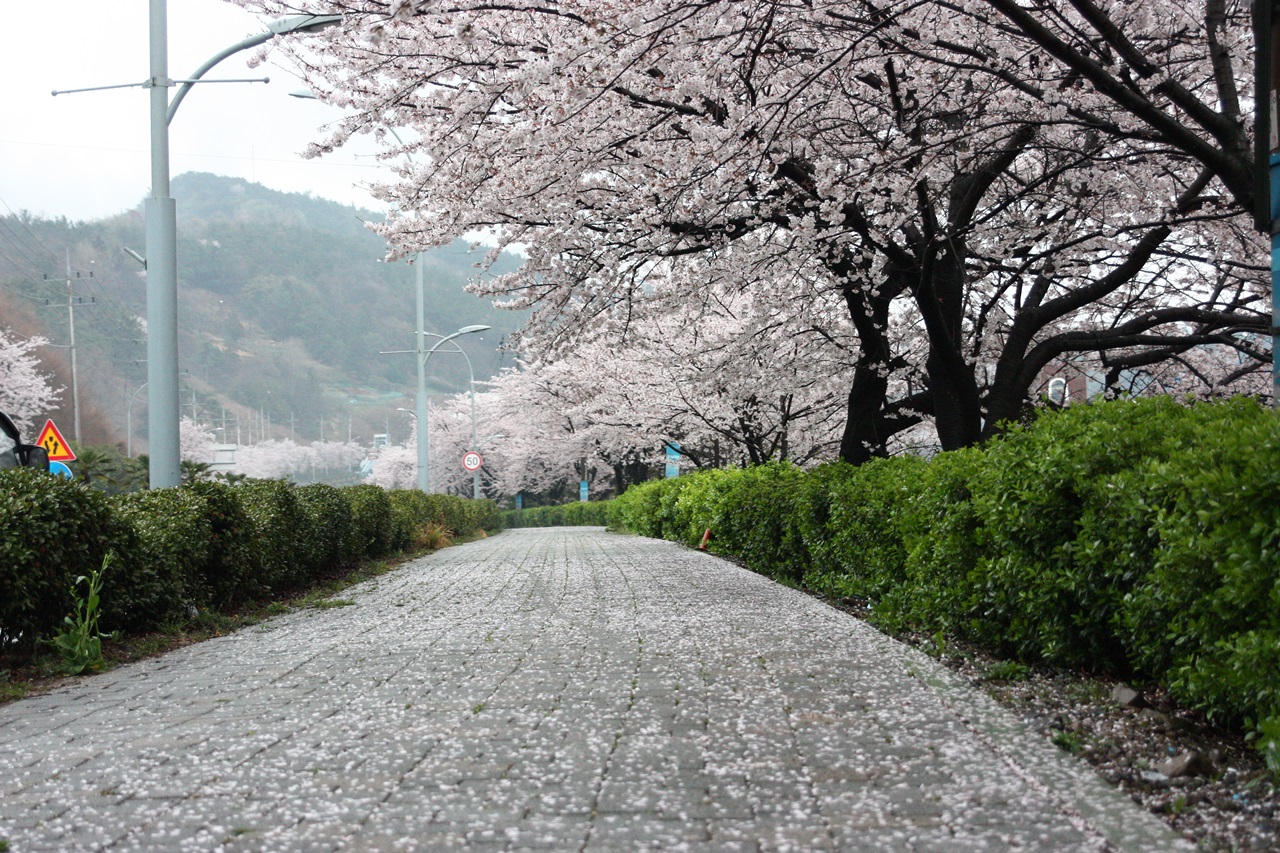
[0,172,524,450]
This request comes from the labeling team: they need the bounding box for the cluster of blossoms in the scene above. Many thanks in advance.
[236,0,1270,473]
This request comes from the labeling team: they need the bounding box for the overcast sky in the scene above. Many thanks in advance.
[1,1,384,223]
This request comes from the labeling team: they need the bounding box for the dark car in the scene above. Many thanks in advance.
[0,411,50,471]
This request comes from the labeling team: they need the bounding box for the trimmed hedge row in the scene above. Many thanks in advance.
[0,476,503,647]
[611,397,1280,768]
[502,501,613,528]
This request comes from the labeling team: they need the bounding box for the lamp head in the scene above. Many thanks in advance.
[267,15,343,36]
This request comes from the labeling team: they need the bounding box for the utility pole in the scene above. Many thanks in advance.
[43,250,93,443]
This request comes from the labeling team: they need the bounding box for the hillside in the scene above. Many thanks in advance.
[0,173,525,451]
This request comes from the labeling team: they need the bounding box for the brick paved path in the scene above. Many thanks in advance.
[0,528,1188,852]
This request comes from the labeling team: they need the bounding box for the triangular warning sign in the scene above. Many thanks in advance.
[36,419,76,462]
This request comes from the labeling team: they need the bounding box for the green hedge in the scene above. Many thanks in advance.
[0,478,498,651]
[296,483,357,575]
[186,481,257,607]
[503,500,614,528]
[608,397,1280,767]
[391,491,504,544]
[0,469,120,649]
[107,489,212,632]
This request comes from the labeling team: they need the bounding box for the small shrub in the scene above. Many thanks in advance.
[960,397,1210,668]
[107,487,212,631]
[881,447,986,637]
[0,469,120,648]
[185,481,257,606]
[343,484,398,559]
[808,455,926,605]
[235,480,308,592]
[296,483,355,576]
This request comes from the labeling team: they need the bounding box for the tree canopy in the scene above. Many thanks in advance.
[240,0,1270,468]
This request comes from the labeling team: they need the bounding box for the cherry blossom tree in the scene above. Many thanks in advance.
[235,0,1268,462]
[234,438,365,480]
[365,439,416,489]
[179,417,217,465]
[0,327,60,435]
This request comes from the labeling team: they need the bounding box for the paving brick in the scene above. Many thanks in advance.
[0,528,1189,852]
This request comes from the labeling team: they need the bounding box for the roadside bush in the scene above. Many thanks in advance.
[967,397,1215,668]
[505,504,564,528]
[388,489,435,547]
[565,500,611,526]
[611,478,675,539]
[0,469,119,648]
[343,484,398,559]
[186,480,258,606]
[791,462,859,580]
[296,483,355,575]
[463,498,504,534]
[1113,399,1280,758]
[805,456,926,604]
[504,500,613,528]
[881,446,987,636]
[107,488,212,632]
[235,479,308,591]
[423,494,479,541]
[696,463,807,583]
[653,475,702,543]
[669,468,739,548]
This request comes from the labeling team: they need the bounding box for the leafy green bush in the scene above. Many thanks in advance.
[503,501,612,528]
[0,469,121,648]
[388,489,435,546]
[804,456,926,603]
[965,397,1214,668]
[1112,399,1280,760]
[611,478,677,539]
[668,468,738,548]
[235,479,309,591]
[185,480,257,606]
[296,483,355,575]
[695,464,808,583]
[107,488,212,631]
[881,447,987,636]
[342,484,398,560]
[430,494,472,539]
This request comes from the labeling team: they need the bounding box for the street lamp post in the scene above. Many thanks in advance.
[420,325,489,493]
[126,382,148,458]
[56,5,340,488]
[148,8,340,488]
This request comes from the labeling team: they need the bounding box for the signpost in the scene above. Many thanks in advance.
[35,419,76,463]
[462,451,483,473]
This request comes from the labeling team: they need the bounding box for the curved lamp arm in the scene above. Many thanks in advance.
[167,15,341,125]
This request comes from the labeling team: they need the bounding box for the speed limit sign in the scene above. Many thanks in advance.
[462,451,483,472]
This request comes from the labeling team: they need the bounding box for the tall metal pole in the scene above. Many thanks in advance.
[470,378,480,500]
[64,249,81,443]
[420,326,489,494]
[146,0,181,488]
[416,252,430,491]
